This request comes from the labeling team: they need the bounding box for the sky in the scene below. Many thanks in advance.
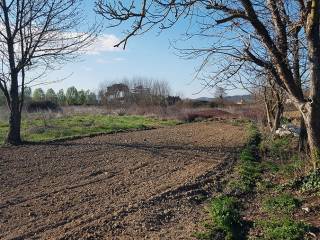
[43,1,246,98]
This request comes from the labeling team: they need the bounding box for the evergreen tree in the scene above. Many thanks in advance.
[66,86,78,105]
[46,88,58,103]
[33,88,45,101]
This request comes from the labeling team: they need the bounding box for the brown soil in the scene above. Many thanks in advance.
[0,121,247,239]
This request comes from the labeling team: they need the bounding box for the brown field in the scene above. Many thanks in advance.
[0,121,247,239]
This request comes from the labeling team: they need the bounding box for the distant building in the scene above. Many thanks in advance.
[236,98,245,105]
[131,85,151,95]
[105,83,130,103]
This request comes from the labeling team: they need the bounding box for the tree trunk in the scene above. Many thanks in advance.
[264,100,273,131]
[304,104,320,169]
[6,103,22,145]
[298,116,308,152]
[272,102,283,133]
[5,72,22,145]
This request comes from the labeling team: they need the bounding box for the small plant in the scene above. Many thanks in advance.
[301,169,320,193]
[258,218,308,240]
[195,196,243,240]
[262,194,300,214]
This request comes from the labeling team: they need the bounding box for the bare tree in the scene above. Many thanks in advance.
[96,0,320,169]
[0,0,96,144]
[262,74,285,133]
[99,77,171,107]
[214,86,227,102]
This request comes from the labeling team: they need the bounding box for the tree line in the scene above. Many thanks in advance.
[0,87,97,107]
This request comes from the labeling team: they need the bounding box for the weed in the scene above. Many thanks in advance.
[195,196,243,240]
[227,123,262,195]
[229,119,249,127]
[262,194,300,214]
[260,137,291,161]
[301,169,320,193]
[257,218,309,240]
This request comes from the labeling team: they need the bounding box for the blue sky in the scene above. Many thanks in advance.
[43,1,244,98]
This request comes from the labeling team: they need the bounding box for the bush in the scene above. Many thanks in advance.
[26,101,61,113]
[182,109,234,122]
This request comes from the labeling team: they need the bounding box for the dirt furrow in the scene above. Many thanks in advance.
[0,121,247,239]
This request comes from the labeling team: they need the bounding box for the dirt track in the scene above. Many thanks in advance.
[0,121,247,239]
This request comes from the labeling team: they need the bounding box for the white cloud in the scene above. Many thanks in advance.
[114,57,125,62]
[96,58,109,64]
[96,57,126,64]
[85,34,121,55]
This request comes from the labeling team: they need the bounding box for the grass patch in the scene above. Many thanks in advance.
[0,114,179,143]
[262,194,300,214]
[251,134,312,239]
[257,218,309,240]
[228,123,262,194]
[194,196,243,240]
[260,137,291,161]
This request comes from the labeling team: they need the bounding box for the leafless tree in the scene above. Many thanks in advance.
[96,0,320,168]
[0,0,97,144]
[262,73,285,133]
[99,77,171,107]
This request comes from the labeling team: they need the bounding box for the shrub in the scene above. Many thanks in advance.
[26,101,61,113]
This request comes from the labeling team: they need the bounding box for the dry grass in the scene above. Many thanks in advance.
[0,103,263,124]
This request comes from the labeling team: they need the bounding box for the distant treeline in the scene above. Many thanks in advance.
[0,87,97,107]
[0,78,183,109]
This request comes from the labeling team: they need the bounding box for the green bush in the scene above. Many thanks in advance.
[262,194,300,214]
